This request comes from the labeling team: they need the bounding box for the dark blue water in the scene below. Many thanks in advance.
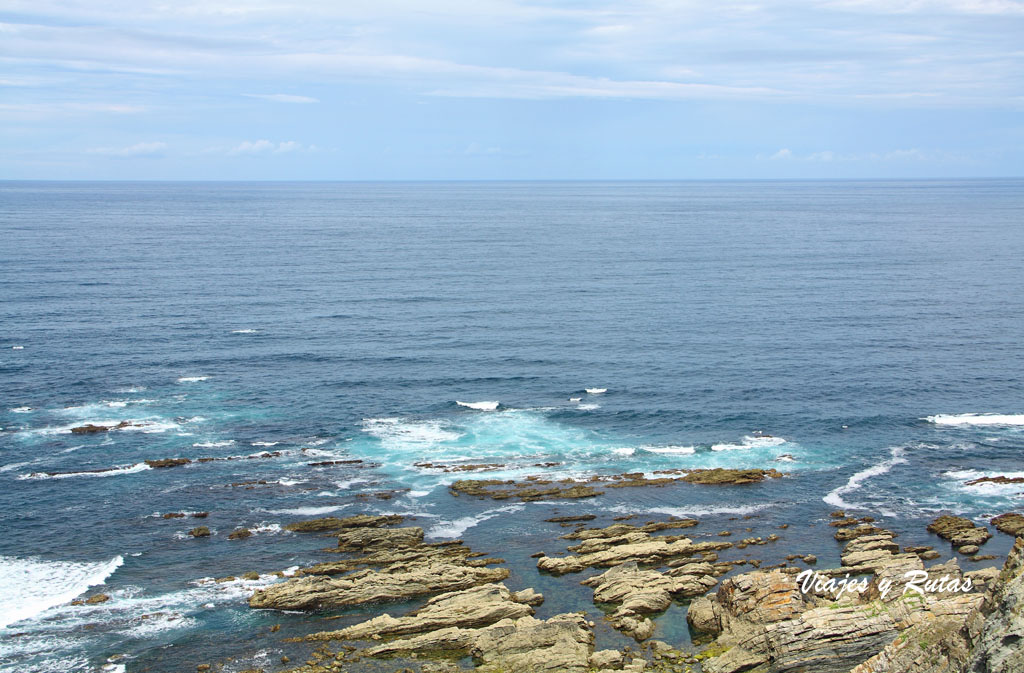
[1,180,1023,672]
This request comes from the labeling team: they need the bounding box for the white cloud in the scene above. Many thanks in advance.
[242,93,319,103]
[224,139,315,155]
[764,148,949,162]
[86,141,167,157]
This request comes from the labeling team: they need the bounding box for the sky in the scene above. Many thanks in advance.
[1,0,1023,180]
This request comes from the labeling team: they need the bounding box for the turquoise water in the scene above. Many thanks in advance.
[1,180,1023,671]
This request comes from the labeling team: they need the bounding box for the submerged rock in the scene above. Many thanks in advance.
[680,468,784,485]
[70,424,109,434]
[282,514,403,533]
[145,458,191,468]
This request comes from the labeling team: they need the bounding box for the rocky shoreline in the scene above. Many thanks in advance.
[150,468,1023,673]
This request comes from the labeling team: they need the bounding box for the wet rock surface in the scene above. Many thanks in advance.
[927,515,992,549]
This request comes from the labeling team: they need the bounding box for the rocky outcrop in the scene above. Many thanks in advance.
[582,561,717,640]
[928,515,992,550]
[689,564,984,673]
[71,424,109,434]
[249,562,509,610]
[364,612,595,673]
[680,468,784,485]
[282,514,403,532]
[334,525,423,551]
[189,526,210,538]
[146,457,191,468]
[304,583,539,641]
[991,512,1024,537]
[968,536,1024,672]
[538,525,730,575]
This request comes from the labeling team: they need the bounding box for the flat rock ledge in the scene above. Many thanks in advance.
[450,468,784,501]
[927,515,992,550]
[302,583,542,641]
[249,515,509,611]
[582,560,719,640]
[537,523,731,575]
[362,612,596,673]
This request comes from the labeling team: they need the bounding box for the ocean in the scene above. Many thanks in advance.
[1,179,1023,671]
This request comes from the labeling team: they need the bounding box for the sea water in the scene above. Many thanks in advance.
[2,180,1023,671]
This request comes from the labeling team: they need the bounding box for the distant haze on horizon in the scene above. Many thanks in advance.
[1,1,1022,180]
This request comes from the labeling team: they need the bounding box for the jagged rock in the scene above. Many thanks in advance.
[335,526,423,551]
[85,593,109,604]
[959,545,980,555]
[692,560,986,673]
[364,613,595,673]
[189,526,211,538]
[162,512,185,519]
[927,515,992,548]
[283,514,404,532]
[248,562,509,610]
[991,512,1024,537]
[969,536,1024,672]
[303,584,535,640]
[228,528,252,540]
[849,614,978,673]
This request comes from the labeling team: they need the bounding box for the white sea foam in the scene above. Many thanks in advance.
[19,463,152,480]
[585,388,607,394]
[612,447,636,456]
[711,435,786,451]
[192,440,235,448]
[823,447,907,510]
[0,555,123,628]
[408,490,431,498]
[176,376,209,383]
[10,406,33,413]
[12,345,24,350]
[606,503,771,518]
[456,400,500,411]
[252,441,279,447]
[943,469,1024,496]
[231,329,259,334]
[362,417,462,448]
[265,505,349,516]
[642,445,696,455]
[426,504,524,539]
[926,413,1024,426]
[577,403,600,410]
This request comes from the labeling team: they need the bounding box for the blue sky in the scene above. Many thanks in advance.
[1,0,1022,179]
